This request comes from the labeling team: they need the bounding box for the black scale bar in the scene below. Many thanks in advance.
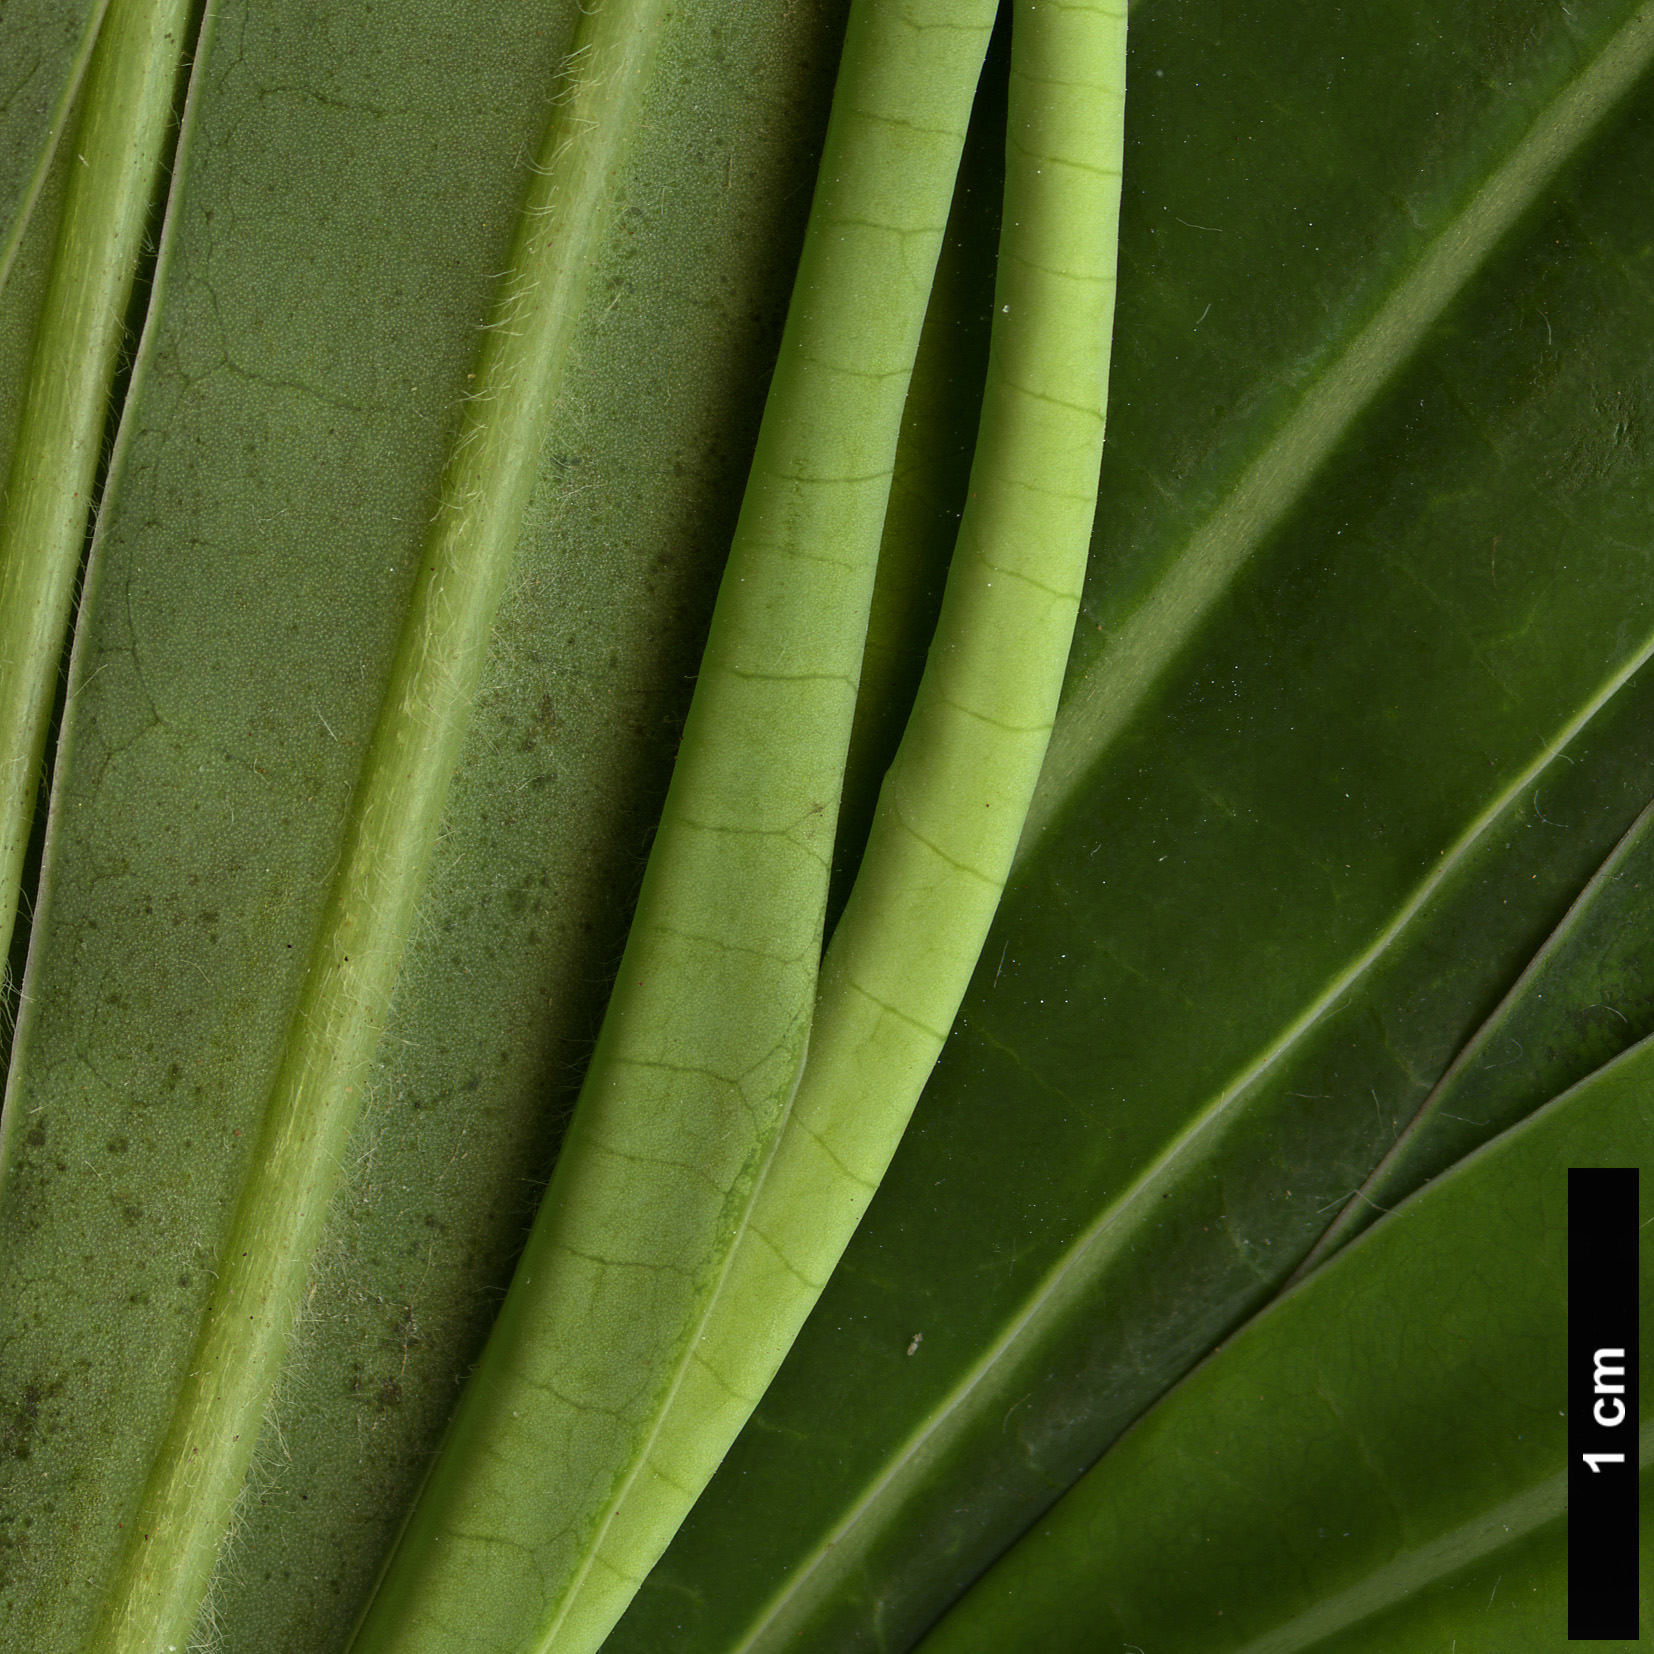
[1570,1166,1640,1640]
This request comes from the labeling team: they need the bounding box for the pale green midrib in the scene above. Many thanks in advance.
[1013,0,1654,870]
[732,618,1654,1654]
[1227,1422,1654,1654]
[0,0,114,304]
[537,1038,810,1648]
[85,4,662,1648]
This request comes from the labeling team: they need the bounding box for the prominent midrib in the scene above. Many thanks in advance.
[0,0,113,303]
[731,448,1654,1654]
[1228,1420,1654,1654]
[83,2,666,1648]
[1014,0,1654,868]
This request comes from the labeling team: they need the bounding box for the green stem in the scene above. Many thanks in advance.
[83,2,667,1648]
[345,5,998,1653]
[0,0,184,1014]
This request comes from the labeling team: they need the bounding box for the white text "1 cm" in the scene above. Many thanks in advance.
[1583,1347,1629,1473]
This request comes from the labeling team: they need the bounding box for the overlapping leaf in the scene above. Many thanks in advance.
[2,0,1648,1650]
[919,1038,1652,1653]
[0,1,855,1647]
[614,1,1654,1647]
[1306,791,1654,1272]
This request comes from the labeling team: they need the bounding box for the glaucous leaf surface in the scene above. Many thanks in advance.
[918,1038,1653,1654]
[613,0,1654,1648]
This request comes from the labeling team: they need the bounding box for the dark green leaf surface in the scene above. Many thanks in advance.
[3,0,1650,1650]
[918,1040,1653,1654]
[1298,1500,1645,1654]
[0,2,852,1648]
[614,2,1654,1648]
[1305,789,1654,1270]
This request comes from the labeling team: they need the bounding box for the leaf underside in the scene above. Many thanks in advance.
[614,1,1654,1649]
[1,1,1651,1652]
[0,1,856,1646]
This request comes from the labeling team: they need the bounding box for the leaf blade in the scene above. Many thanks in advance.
[916,1042,1653,1654]
[0,0,189,994]
[1020,0,1654,861]
[613,4,1654,1646]
[347,4,1001,1650]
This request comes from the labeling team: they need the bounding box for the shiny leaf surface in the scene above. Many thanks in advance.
[614,1,1654,1647]
[1305,789,1654,1271]
[920,1039,1653,1654]
[2,0,1650,1650]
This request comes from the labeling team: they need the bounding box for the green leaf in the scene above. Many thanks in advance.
[82,1,683,1645]
[0,1,860,1646]
[612,1,1654,1647]
[916,1040,1653,1654]
[1,0,187,991]
[1304,789,1654,1272]
[346,4,1011,1651]
[0,0,104,527]
[3,0,1650,1650]
[0,0,107,294]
